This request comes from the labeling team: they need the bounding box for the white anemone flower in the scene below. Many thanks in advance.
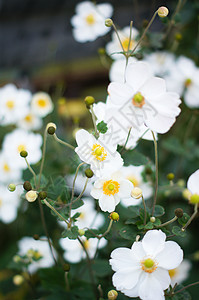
[187,169,199,204]
[90,172,133,212]
[17,236,57,273]
[75,129,123,177]
[31,92,54,117]
[71,1,113,43]
[60,236,107,263]
[17,111,43,131]
[110,229,183,300]
[108,61,181,134]
[109,57,137,83]
[2,129,42,169]
[0,185,21,223]
[106,26,139,60]
[0,84,31,126]
[169,259,191,287]
[0,152,22,183]
[120,165,153,207]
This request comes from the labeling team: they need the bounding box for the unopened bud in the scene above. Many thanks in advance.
[85,168,94,178]
[158,6,169,17]
[23,181,32,191]
[177,179,185,187]
[167,173,174,181]
[20,150,28,158]
[47,122,56,135]
[25,190,38,202]
[190,194,199,204]
[8,183,16,192]
[150,217,156,223]
[33,234,40,240]
[131,187,142,199]
[175,33,182,41]
[182,188,192,200]
[13,275,24,286]
[78,229,85,236]
[105,18,113,27]
[84,96,95,107]
[63,263,70,272]
[38,191,47,200]
[108,290,118,300]
[110,212,119,221]
[175,208,184,218]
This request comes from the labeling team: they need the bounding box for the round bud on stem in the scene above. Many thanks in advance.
[85,168,94,178]
[13,275,24,286]
[158,6,169,17]
[190,194,199,204]
[20,150,28,158]
[167,173,175,181]
[110,212,119,221]
[84,96,95,108]
[25,190,38,202]
[63,263,70,272]
[182,188,192,200]
[38,191,47,200]
[23,181,32,191]
[33,234,40,240]
[8,183,16,192]
[131,187,142,199]
[47,122,57,135]
[150,216,156,223]
[105,18,113,27]
[108,290,118,300]
[175,208,184,218]
[78,229,85,236]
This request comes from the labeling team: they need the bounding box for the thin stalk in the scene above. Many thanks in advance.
[163,0,183,41]
[120,127,132,154]
[43,198,69,225]
[70,162,85,202]
[125,21,133,67]
[64,272,70,291]
[151,131,158,216]
[70,178,88,207]
[182,204,198,231]
[100,219,113,238]
[53,133,75,150]
[142,196,147,225]
[24,157,37,187]
[173,281,199,295]
[38,129,47,189]
[112,23,126,57]
[90,105,99,138]
[157,216,178,228]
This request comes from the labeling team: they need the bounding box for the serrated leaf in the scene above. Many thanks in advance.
[178,213,190,226]
[152,205,165,217]
[47,176,69,201]
[30,174,48,189]
[97,121,108,134]
[85,229,100,239]
[153,218,161,226]
[71,199,84,209]
[128,206,141,218]
[123,150,148,166]
[172,226,186,237]
[119,226,137,240]
[61,226,79,239]
[165,284,192,300]
[144,222,154,229]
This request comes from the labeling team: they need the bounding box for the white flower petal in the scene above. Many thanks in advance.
[142,230,166,256]
[156,241,183,270]
[153,267,171,290]
[108,82,134,106]
[118,179,133,198]
[125,62,153,91]
[90,187,102,199]
[140,77,166,98]
[112,267,141,290]
[187,169,199,195]
[138,272,165,300]
[98,194,116,212]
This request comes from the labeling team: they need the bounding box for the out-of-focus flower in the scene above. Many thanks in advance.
[67,172,95,197]
[91,172,133,212]
[71,1,113,42]
[0,152,22,183]
[0,84,31,126]
[106,26,139,60]
[169,259,191,287]
[108,61,181,134]
[120,165,153,206]
[75,129,123,177]
[17,111,43,131]
[17,236,57,273]
[2,129,42,169]
[187,169,199,204]
[0,185,21,223]
[110,230,183,300]
[60,236,107,263]
[31,92,54,117]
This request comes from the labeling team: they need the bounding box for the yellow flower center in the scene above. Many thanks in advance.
[103,180,120,196]
[17,144,26,153]
[184,78,192,87]
[6,100,15,110]
[169,268,177,278]
[3,163,10,172]
[132,92,145,108]
[121,38,133,52]
[83,239,90,250]
[127,175,139,187]
[0,199,2,207]
[79,212,85,220]
[24,114,33,122]
[37,99,47,108]
[92,144,107,161]
[85,14,95,25]
[141,258,157,273]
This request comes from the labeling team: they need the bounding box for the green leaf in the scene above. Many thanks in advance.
[152,205,165,217]
[165,284,191,300]
[92,259,112,277]
[153,218,161,226]
[97,121,108,134]
[172,226,186,237]
[144,222,154,229]
[119,226,137,240]
[61,226,79,239]
[123,150,148,166]
[125,217,140,225]
[178,213,190,226]
[30,174,48,189]
[71,199,84,209]
[128,206,141,218]
[48,176,69,201]
[85,229,100,239]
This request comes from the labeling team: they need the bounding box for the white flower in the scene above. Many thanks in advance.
[106,26,139,60]
[71,1,113,43]
[75,129,123,177]
[0,84,31,126]
[108,61,181,134]
[17,236,57,273]
[90,172,133,212]
[67,172,96,197]
[120,165,153,207]
[60,236,107,263]
[169,260,191,287]
[186,169,199,204]
[0,185,21,223]
[0,152,22,184]
[31,92,54,117]
[109,57,137,83]
[110,229,183,300]
[17,111,43,131]
[2,129,42,169]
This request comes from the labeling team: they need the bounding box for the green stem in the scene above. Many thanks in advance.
[38,129,47,189]
[151,131,158,216]
[142,196,147,226]
[112,22,126,57]
[182,204,198,231]
[163,0,183,41]
[90,105,99,138]
[125,20,133,67]
[24,157,37,188]
[70,162,85,202]
[53,133,75,150]
[120,127,132,154]
[173,281,199,295]
[157,216,178,228]
[100,219,113,238]
[43,198,69,225]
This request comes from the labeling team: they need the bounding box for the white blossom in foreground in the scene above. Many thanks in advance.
[106,26,139,60]
[120,165,153,207]
[0,152,22,183]
[75,129,123,177]
[0,185,21,223]
[169,259,191,287]
[2,129,42,169]
[187,169,199,204]
[108,61,181,134]
[71,1,113,43]
[18,236,57,273]
[91,172,133,212]
[0,84,31,126]
[60,236,107,263]
[110,230,183,300]
[109,57,137,83]
[31,92,54,117]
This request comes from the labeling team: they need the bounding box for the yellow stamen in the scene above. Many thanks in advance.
[103,180,120,196]
[24,114,33,122]
[6,100,15,109]
[83,239,90,250]
[141,258,157,273]
[17,144,26,153]
[132,92,145,108]
[91,144,107,161]
[127,175,139,187]
[3,163,10,172]
[85,14,95,25]
[37,99,47,108]
[184,78,192,87]
[169,268,177,278]
[121,37,133,52]
[79,212,85,220]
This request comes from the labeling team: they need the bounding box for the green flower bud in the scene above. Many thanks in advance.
[98,47,106,55]
[190,194,199,204]
[84,168,94,178]
[175,208,184,218]
[63,263,70,272]
[150,217,156,223]
[105,18,113,27]
[8,183,16,192]
[20,150,28,158]
[47,122,56,135]
[110,212,119,221]
[84,96,95,107]
[175,33,182,41]
[38,191,47,200]
[108,290,118,300]
[78,229,85,236]
[167,173,175,181]
[23,181,32,191]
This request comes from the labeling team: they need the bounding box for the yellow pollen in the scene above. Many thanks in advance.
[184,78,192,87]
[121,38,133,52]
[141,258,157,273]
[79,212,85,220]
[132,92,145,108]
[92,144,107,161]
[24,114,33,122]
[17,144,26,153]
[103,180,120,196]
[3,163,10,172]
[127,175,139,187]
[33,251,42,260]
[169,268,177,278]
[37,99,47,108]
[83,239,90,250]
[6,100,15,109]
[85,14,95,25]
